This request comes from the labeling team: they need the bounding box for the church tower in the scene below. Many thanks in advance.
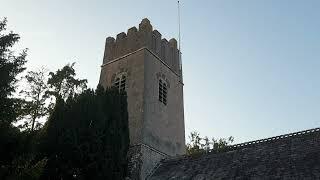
[99,18,185,179]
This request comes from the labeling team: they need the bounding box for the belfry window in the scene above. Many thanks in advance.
[114,74,126,92]
[159,79,167,105]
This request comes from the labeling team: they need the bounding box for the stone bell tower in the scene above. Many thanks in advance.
[99,18,185,180]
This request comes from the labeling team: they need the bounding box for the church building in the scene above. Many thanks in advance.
[99,19,320,180]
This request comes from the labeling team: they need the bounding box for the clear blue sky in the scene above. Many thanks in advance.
[2,0,320,143]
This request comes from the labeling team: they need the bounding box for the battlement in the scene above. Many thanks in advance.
[103,18,181,74]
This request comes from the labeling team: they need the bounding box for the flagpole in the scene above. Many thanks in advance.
[178,0,183,79]
[178,1,181,54]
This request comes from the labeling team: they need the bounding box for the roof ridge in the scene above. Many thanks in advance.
[149,127,320,179]
[228,127,320,150]
[159,127,320,164]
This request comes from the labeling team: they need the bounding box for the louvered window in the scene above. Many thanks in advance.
[114,74,126,92]
[159,79,167,105]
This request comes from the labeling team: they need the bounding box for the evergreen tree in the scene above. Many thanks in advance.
[41,85,129,179]
[0,17,27,124]
[0,17,27,170]
[0,17,130,179]
[47,62,87,101]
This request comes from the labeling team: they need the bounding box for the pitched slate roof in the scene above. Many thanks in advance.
[149,128,320,180]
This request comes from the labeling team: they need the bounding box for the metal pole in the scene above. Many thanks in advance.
[178,1,182,70]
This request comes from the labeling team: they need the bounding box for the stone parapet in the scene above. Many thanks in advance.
[103,18,181,75]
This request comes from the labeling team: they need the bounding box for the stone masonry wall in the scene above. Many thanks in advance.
[143,49,185,156]
[127,144,168,180]
[99,49,145,145]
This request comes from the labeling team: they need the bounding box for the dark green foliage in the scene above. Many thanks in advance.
[0,123,21,165]
[0,129,45,180]
[41,85,129,179]
[47,62,87,100]
[0,18,129,179]
[0,17,27,124]
[0,17,29,175]
[46,63,87,116]
[9,157,47,180]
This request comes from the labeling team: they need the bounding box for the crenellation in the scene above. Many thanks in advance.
[115,32,127,59]
[106,36,115,43]
[169,38,177,49]
[127,26,138,35]
[127,26,139,53]
[102,18,181,75]
[174,48,179,73]
[177,50,181,74]
[138,18,153,49]
[169,39,179,72]
[152,30,161,56]
[116,32,127,41]
[160,38,169,67]
[103,37,115,64]
[139,18,153,33]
